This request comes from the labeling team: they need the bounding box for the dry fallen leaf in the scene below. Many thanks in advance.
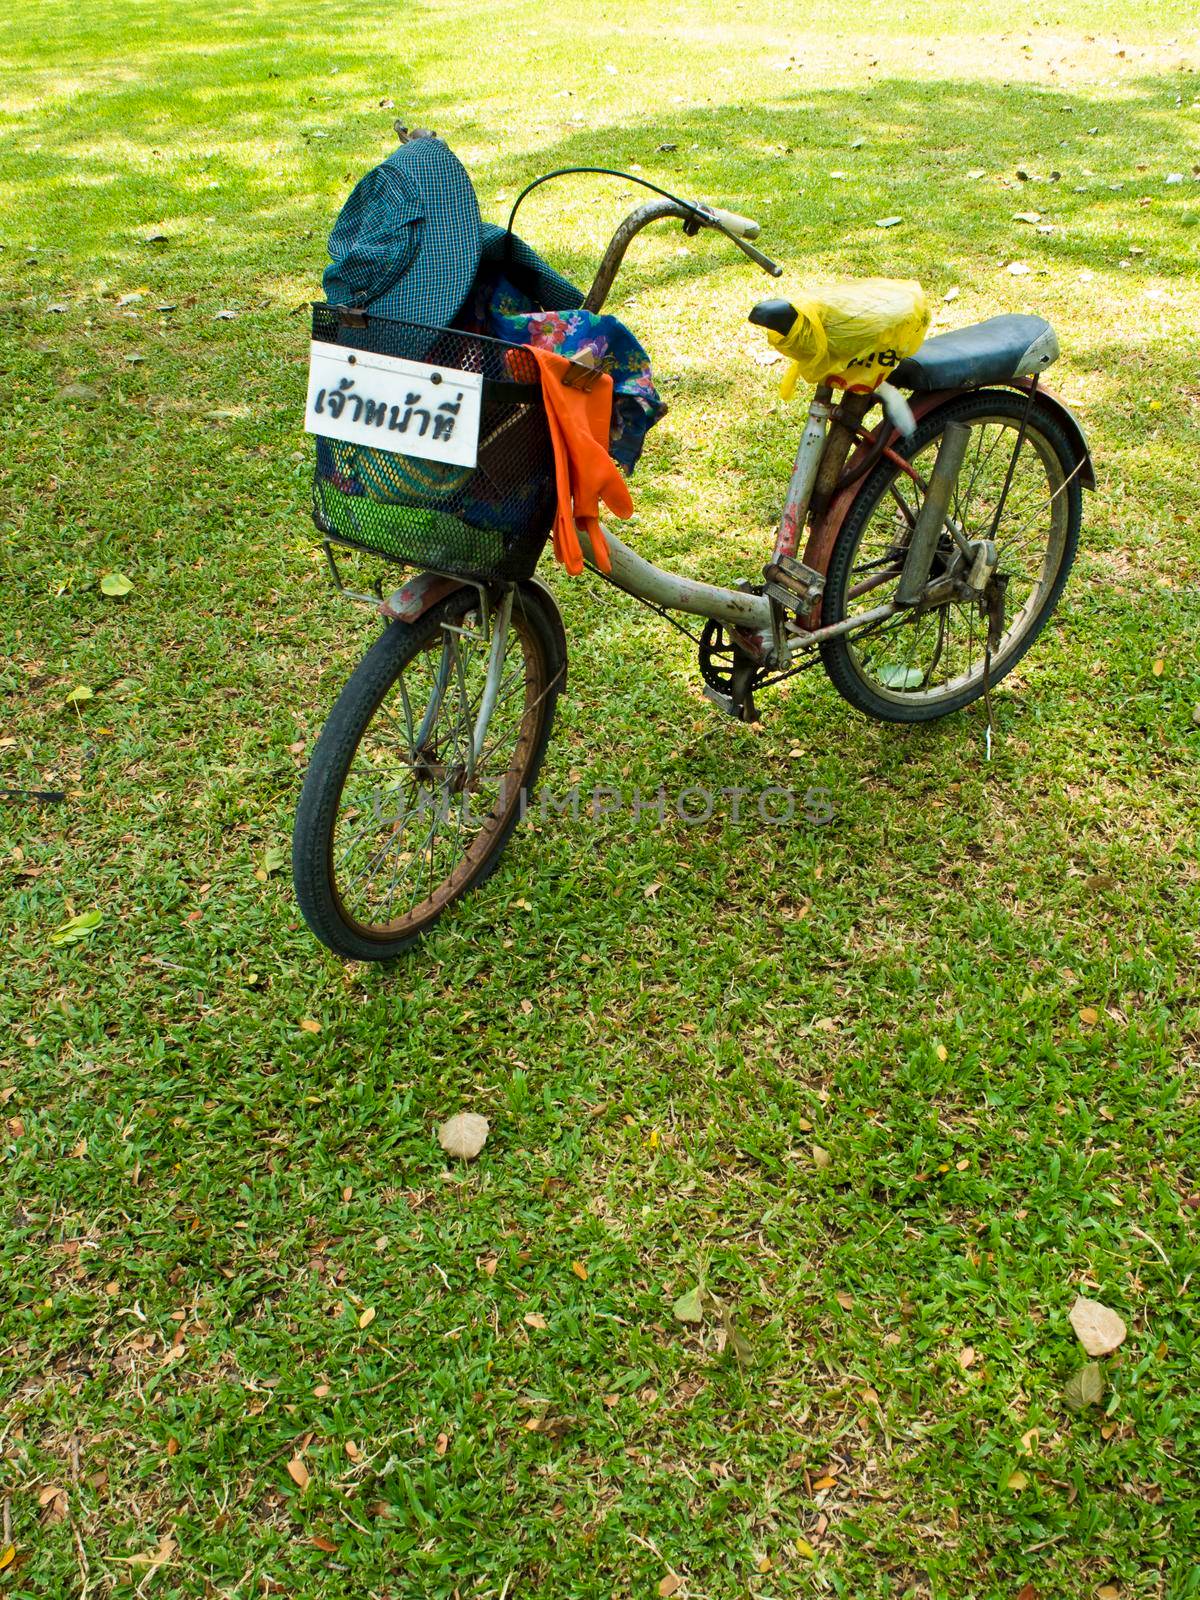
[1068,1296,1127,1357]
[658,1576,682,1598]
[672,1284,704,1324]
[523,1311,547,1330]
[957,1346,976,1370]
[795,1537,816,1560]
[434,1432,449,1457]
[299,1018,321,1034]
[438,1111,489,1160]
[570,1260,588,1281]
[118,1534,177,1569]
[358,1307,376,1330]
[1063,1361,1105,1412]
[1097,1586,1119,1600]
[1079,1006,1100,1026]
[286,1457,310,1489]
[835,1290,854,1311]
[311,1535,337,1554]
[1007,1469,1029,1491]
[812,1144,832,1170]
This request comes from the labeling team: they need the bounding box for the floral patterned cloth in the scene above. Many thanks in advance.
[459,269,667,472]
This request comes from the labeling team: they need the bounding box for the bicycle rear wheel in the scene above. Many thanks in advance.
[819,389,1083,723]
[292,584,564,960]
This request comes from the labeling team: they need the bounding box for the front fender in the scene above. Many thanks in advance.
[377,573,567,695]
[800,381,1095,627]
[379,570,467,623]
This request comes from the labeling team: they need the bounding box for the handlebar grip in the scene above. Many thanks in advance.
[706,205,761,240]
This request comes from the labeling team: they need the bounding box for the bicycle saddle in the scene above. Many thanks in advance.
[890,314,1058,390]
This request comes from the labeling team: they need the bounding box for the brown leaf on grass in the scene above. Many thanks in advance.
[835,1291,854,1311]
[658,1576,682,1597]
[357,1307,376,1330]
[812,1144,832,1169]
[299,1018,321,1034]
[957,1346,976,1370]
[524,1413,574,1439]
[434,1433,449,1457]
[311,1535,337,1553]
[117,1534,177,1569]
[570,1260,588,1281]
[672,1285,704,1324]
[1014,1584,1037,1600]
[1079,1006,1100,1026]
[286,1457,310,1489]
[718,1302,753,1364]
[438,1111,489,1160]
[523,1312,547,1330]
[1063,1362,1105,1412]
[1068,1296,1126,1356]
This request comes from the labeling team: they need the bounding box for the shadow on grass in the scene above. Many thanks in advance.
[3,44,1195,289]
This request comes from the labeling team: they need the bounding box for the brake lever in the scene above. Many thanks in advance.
[723,228,784,278]
[688,204,783,277]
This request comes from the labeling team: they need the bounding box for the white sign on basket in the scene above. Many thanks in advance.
[304,341,483,469]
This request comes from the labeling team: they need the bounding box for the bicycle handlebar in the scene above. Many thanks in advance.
[583,196,781,311]
[705,205,760,240]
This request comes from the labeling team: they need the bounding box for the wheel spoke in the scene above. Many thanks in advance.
[326,606,549,937]
[836,406,1072,707]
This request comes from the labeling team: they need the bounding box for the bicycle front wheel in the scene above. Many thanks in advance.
[820,389,1083,723]
[292,584,564,961]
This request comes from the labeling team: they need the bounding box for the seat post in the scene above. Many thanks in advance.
[769,385,833,565]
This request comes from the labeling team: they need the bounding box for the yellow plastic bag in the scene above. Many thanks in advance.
[766,279,931,399]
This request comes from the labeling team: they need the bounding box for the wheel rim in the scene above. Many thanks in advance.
[839,413,1070,707]
[329,605,548,940]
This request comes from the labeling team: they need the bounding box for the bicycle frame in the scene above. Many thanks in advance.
[572,198,1093,675]
[376,191,1093,700]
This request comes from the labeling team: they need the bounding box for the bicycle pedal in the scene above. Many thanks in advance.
[763,555,824,612]
[702,683,740,719]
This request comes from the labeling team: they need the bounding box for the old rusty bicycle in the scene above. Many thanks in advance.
[293,152,1093,960]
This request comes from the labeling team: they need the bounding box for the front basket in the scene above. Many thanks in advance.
[309,304,556,581]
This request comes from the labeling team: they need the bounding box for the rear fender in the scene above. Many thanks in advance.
[799,381,1094,628]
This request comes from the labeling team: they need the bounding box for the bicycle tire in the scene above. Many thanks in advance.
[292,584,564,960]
[820,389,1083,724]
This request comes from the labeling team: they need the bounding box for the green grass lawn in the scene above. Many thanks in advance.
[4,0,1200,1595]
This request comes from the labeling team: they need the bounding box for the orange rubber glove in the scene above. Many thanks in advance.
[529,348,632,576]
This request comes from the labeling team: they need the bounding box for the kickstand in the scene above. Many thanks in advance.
[981,572,1009,764]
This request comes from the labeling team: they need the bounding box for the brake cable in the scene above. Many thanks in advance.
[503,167,782,276]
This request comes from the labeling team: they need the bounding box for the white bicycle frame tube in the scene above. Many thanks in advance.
[575,388,833,645]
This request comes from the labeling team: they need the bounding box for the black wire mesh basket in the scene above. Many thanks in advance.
[309,304,556,582]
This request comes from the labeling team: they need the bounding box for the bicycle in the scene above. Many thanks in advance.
[293,156,1094,961]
